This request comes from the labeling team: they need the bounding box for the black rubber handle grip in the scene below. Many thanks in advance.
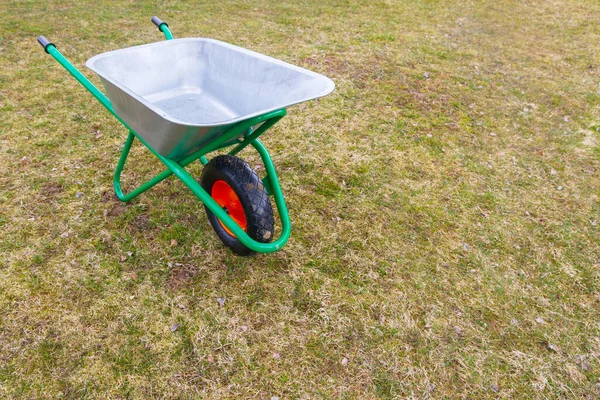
[37,35,55,53]
[151,16,168,30]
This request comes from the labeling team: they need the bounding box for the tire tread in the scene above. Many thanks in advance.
[200,155,275,256]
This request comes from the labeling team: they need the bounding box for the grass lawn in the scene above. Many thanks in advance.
[1,0,600,398]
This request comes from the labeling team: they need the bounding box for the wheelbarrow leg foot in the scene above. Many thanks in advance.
[113,131,174,202]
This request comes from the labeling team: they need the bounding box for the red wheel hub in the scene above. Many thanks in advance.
[211,180,247,237]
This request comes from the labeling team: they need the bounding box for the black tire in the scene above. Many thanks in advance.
[200,155,275,256]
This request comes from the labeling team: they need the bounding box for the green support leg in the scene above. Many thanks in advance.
[251,139,291,238]
[113,132,180,202]
[113,132,213,202]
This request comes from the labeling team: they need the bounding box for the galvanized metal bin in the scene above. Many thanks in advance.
[86,38,335,159]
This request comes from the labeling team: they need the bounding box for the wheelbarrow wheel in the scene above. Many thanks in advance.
[201,155,275,256]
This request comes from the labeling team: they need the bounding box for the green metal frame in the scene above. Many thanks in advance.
[42,22,291,253]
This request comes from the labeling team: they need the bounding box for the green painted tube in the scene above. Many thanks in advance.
[162,156,290,253]
[251,139,291,242]
[46,45,137,135]
[200,109,286,156]
[229,111,286,156]
[113,127,290,252]
[132,129,290,252]
[114,132,211,202]
[160,25,174,40]
[47,45,114,114]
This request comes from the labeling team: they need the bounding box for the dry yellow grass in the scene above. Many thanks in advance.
[1,0,599,398]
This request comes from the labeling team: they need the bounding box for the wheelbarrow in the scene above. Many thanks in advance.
[37,16,334,255]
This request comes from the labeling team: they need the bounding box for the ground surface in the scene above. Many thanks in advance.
[1,0,600,398]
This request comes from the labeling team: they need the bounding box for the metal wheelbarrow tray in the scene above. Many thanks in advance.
[86,38,334,159]
[37,16,334,255]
